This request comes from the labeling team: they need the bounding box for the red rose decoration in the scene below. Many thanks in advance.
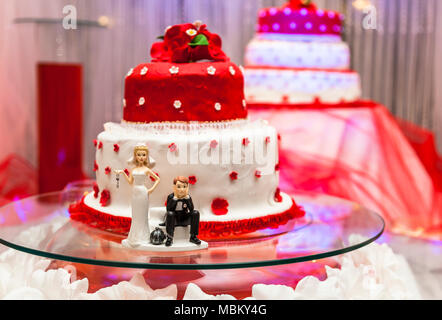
[274,188,283,203]
[93,183,99,198]
[211,198,229,215]
[188,175,197,185]
[275,163,280,171]
[255,170,262,178]
[265,136,271,144]
[93,139,98,147]
[124,168,130,176]
[93,161,98,172]
[242,138,250,146]
[105,166,111,175]
[98,141,103,149]
[229,171,238,181]
[168,143,177,152]
[100,189,111,207]
[113,144,120,152]
[210,140,218,149]
[151,22,228,63]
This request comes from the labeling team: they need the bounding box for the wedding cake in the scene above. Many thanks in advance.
[244,0,361,106]
[69,22,304,240]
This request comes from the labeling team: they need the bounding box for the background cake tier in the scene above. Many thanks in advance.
[257,4,343,36]
[244,67,361,105]
[245,35,350,70]
[123,61,247,123]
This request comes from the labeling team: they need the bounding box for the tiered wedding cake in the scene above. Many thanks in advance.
[69,22,304,239]
[244,0,361,106]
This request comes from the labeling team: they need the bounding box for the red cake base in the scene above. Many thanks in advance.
[68,196,305,240]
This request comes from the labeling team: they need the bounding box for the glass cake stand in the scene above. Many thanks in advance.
[0,185,384,298]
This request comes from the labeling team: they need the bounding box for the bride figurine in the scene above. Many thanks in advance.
[114,145,160,248]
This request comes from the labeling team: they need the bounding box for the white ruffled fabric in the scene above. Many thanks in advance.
[0,221,422,300]
[182,235,422,300]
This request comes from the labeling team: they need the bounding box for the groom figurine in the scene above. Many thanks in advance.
[164,176,201,247]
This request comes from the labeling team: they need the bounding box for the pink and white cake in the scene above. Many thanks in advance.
[244,0,362,106]
[69,22,304,240]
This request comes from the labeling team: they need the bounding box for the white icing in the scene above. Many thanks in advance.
[207,66,216,75]
[169,66,179,74]
[140,66,148,75]
[244,68,361,104]
[85,119,293,223]
[245,37,350,70]
[120,119,249,131]
[173,100,182,109]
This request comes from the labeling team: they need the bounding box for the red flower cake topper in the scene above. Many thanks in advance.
[151,21,228,63]
[285,0,317,9]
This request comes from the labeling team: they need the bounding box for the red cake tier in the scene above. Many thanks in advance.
[257,0,344,36]
[123,61,247,123]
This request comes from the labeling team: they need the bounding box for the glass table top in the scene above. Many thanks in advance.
[0,188,384,270]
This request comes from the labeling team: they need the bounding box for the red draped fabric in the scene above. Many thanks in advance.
[0,154,37,204]
[249,102,442,239]
[37,63,86,193]
[397,119,442,192]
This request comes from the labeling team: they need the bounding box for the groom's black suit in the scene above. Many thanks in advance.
[165,193,200,238]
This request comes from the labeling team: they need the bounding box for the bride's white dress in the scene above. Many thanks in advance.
[126,171,150,246]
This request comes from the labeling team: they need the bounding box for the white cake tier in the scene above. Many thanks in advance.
[244,67,361,105]
[245,35,351,70]
[85,119,293,223]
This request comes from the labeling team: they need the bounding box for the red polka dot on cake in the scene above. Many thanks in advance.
[211,198,229,215]
[168,143,177,152]
[188,175,197,185]
[210,140,218,148]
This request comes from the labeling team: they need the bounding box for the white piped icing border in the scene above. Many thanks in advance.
[119,119,251,132]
